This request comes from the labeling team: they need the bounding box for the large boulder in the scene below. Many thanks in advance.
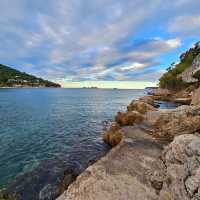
[138,96,155,105]
[179,54,200,83]
[103,122,123,146]
[160,134,200,200]
[152,88,171,97]
[127,101,157,114]
[191,87,200,106]
[115,111,144,126]
[145,105,200,140]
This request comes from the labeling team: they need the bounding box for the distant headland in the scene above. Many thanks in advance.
[0,64,61,88]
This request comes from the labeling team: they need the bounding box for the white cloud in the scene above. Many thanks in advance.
[0,0,197,84]
[169,15,200,36]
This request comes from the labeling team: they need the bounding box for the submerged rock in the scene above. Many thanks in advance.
[59,169,77,195]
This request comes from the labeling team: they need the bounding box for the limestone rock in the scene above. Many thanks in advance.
[127,100,157,114]
[115,111,144,126]
[179,54,200,83]
[145,105,200,140]
[191,87,200,106]
[103,123,123,146]
[151,88,171,97]
[160,134,200,200]
[138,96,155,106]
[57,127,165,200]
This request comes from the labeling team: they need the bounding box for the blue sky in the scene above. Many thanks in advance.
[0,0,200,88]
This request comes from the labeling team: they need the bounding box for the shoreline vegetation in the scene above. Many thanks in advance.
[1,42,200,200]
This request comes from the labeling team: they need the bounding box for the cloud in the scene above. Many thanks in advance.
[0,0,198,85]
[169,15,200,36]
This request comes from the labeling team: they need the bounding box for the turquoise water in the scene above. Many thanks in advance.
[0,88,147,198]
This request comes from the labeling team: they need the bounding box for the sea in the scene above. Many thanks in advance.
[0,88,178,200]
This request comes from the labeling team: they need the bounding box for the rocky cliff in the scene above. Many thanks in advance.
[179,53,200,83]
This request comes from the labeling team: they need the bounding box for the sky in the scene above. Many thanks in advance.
[0,0,200,88]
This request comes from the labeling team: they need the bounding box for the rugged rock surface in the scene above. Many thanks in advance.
[57,126,165,200]
[160,134,200,200]
[138,96,155,105]
[172,98,191,105]
[191,87,200,106]
[103,122,123,146]
[127,100,157,114]
[179,54,200,83]
[151,88,171,97]
[115,111,143,126]
[145,105,200,140]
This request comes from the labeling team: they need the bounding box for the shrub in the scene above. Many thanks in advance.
[159,42,200,90]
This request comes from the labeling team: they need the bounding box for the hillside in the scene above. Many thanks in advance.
[0,64,61,88]
[159,42,200,90]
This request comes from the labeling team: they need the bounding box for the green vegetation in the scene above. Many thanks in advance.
[159,42,200,90]
[0,64,61,88]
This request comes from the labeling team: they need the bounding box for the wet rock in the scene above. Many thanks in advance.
[59,169,77,195]
[127,101,157,114]
[115,111,144,126]
[191,87,200,106]
[39,184,58,200]
[160,134,200,200]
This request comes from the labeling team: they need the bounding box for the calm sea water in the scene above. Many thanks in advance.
[0,88,148,199]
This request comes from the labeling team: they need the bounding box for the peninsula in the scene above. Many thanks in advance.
[0,64,61,88]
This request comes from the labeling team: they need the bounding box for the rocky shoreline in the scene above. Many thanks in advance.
[57,86,200,200]
[2,43,200,200]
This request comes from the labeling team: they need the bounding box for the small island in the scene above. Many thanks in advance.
[0,64,61,88]
[82,87,99,89]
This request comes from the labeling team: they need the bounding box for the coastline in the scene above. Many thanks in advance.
[0,86,61,89]
[1,87,199,200]
[57,87,200,200]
